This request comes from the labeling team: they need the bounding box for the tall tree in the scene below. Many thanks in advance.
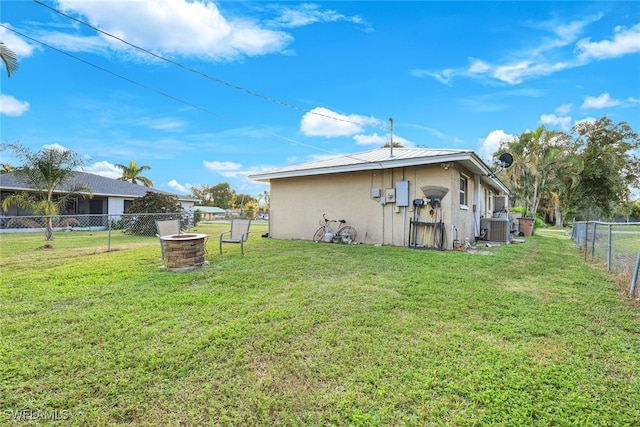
[498,125,572,217]
[115,159,153,187]
[0,41,18,77]
[1,143,93,240]
[190,182,233,208]
[257,190,270,212]
[572,117,640,219]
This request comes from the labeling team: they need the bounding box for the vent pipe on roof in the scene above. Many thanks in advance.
[389,117,394,158]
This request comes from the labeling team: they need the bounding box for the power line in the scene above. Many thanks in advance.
[32,0,371,129]
[0,23,344,157]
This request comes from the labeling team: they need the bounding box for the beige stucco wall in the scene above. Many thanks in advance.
[269,165,503,248]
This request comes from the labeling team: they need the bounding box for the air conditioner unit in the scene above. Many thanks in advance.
[493,195,509,212]
[480,218,492,240]
[488,218,510,242]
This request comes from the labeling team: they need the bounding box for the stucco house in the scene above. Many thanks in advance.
[0,171,197,218]
[248,147,510,248]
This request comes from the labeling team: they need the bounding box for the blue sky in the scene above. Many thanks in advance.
[1,1,639,197]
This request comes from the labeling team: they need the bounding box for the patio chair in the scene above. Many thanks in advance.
[155,219,182,261]
[219,218,252,256]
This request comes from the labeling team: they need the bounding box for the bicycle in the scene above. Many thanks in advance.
[313,214,357,243]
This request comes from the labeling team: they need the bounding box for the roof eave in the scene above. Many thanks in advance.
[249,152,477,182]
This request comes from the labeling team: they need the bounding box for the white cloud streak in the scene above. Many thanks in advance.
[581,93,622,109]
[414,15,640,86]
[49,0,292,60]
[577,23,640,60]
[166,179,192,194]
[300,107,382,138]
[0,94,30,116]
[478,130,515,162]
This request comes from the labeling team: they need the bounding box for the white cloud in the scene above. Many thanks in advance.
[203,160,245,177]
[354,133,386,146]
[137,118,186,130]
[54,0,292,60]
[0,94,30,116]
[411,68,453,85]
[83,160,121,178]
[270,3,367,29]
[417,16,637,86]
[555,104,572,115]
[581,93,622,109]
[540,114,572,131]
[478,130,515,162]
[42,143,67,152]
[467,58,491,74]
[300,107,382,138]
[574,117,597,127]
[166,179,191,194]
[0,25,36,57]
[353,132,414,147]
[577,23,640,61]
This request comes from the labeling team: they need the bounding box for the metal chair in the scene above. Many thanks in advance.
[219,219,252,256]
[155,219,181,261]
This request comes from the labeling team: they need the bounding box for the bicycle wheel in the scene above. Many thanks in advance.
[313,227,326,242]
[338,226,357,243]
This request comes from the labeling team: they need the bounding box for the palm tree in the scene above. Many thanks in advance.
[498,125,573,217]
[0,41,19,77]
[1,143,93,240]
[257,190,270,212]
[115,159,153,187]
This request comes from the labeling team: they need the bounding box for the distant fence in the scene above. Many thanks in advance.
[571,221,640,298]
[0,212,195,250]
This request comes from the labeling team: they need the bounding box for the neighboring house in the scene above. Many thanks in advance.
[194,206,228,221]
[248,147,510,248]
[0,171,198,218]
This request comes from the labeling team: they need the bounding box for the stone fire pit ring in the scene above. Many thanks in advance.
[159,233,208,271]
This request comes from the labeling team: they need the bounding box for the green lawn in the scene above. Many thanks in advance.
[1,226,639,426]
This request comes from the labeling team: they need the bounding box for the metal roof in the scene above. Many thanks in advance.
[0,171,198,202]
[248,147,509,193]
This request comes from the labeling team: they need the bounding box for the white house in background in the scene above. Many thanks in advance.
[248,147,510,248]
[194,206,228,220]
[0,171,198,218]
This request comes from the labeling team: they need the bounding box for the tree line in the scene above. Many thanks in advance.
[495,116,640,224]
[189,183,269,214]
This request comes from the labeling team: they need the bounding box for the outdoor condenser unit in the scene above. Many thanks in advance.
[488,218,510,242]
[480,218,492,238]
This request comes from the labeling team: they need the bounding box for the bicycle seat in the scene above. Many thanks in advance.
[339,219,346,223]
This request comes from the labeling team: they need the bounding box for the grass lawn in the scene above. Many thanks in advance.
[1,225,639,426]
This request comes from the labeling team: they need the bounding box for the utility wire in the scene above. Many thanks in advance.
[32,0,372,129]
[0,24,344,157]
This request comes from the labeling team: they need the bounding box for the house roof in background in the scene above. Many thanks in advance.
[249,148,509,193]
[193,206,227,213]
[0,171,198,202]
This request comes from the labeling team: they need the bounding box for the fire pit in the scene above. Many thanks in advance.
[159,233,208,271]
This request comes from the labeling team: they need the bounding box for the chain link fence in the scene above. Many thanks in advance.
[571,221,640,298]
[0,212,195,251]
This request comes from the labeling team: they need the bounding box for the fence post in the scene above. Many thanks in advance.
[584,222,588,260]
[107,215,112,252]
[590,222,596,259]
[607,223,612,271]
[631,249,640,298]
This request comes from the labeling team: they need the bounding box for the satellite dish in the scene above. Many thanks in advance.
[498,153,513,169]
[420,186,449,208]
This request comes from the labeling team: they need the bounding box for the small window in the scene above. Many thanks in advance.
[459,175,468,206]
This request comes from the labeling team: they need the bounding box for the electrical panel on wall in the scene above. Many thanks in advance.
[396,181,409,206]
